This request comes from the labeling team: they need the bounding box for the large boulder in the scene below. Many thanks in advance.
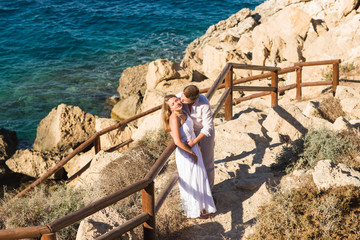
[111,94,142,120]
[0,128,17,161]
[33,104,96,153]
[68,151,123,189]
[117,62,149,100]
[335,86,360,119]
[146,59,188,89]
[312,160,360,190]
[95,118,133,151]
[303,14,360,63]
[262,104,332,141]
[5,149,65,179]
[252,7,311,65]
[181,8,254,80]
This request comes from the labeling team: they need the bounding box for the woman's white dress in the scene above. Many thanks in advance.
[175,114,216,218]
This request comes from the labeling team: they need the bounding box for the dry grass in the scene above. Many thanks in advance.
[0,183,85,240]
[247,176,360,240]
[317,96,345,123]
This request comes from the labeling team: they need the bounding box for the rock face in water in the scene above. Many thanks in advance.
[33,104,96,153]
[0,128,17,161]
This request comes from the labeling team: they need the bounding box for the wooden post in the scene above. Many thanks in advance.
[296,66,302,100]
[224,66,233,121]
[271,70,278,107]
[142,182,155,240]
[41,233,56,240]
[94,135,101,154]
[332,62,339,96]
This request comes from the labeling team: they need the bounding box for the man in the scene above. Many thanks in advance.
[177,85,215,189]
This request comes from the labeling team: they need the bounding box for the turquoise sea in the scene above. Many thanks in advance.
[0,0,264,147]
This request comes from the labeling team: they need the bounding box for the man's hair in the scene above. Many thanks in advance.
[183,85,199,101]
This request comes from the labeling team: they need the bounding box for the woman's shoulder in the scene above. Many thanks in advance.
[169,113,179,123]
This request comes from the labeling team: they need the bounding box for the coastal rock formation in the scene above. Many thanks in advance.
[0,128,17,161]
[112,0,360,124]
[180,0,360,83]
[33,104,96,153]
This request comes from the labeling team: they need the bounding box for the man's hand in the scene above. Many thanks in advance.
[187,139,196,148]
[190,152,198,164]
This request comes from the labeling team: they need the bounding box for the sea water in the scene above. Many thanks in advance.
[0,0,264,146]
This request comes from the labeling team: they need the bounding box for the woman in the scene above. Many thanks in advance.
[162,94,216,218]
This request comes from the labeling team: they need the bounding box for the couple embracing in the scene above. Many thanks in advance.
[161,85,216,219]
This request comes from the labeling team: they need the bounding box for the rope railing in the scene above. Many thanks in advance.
[0,59,341,240]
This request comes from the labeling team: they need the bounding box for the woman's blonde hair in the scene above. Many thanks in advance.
[161,94,177,131]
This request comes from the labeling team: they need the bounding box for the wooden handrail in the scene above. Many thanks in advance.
[231,63,281,72]
[294,59,341,67]
[213,88,231,118]
[49,178,151,232]
[0,225,51,240]
[95,213,150,240]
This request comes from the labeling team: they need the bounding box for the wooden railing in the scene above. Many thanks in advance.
[0,59,341,240]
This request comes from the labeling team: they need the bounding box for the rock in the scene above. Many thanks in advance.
[312,160,360,190]
[302,101,320,118]
[279,169,313,193]
[303,14,360,63]
[131,111,162,141]
[242,183,272,223]
[117,62,149,100]
[33,104,96,153]
[64,148,95,179]
[332,116,354,132]
[111,94,142,120]
[95,118,133,151]
[68,151,123,189]
[0,128,17,161]
[76,207,132,240]
[338,0,359,17]
[252,7,311,64]
[5,149,64,179]
[336,86,360,119]
[146,59,188,89]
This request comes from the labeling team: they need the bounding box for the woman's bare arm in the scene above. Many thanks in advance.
[169,114,197,163]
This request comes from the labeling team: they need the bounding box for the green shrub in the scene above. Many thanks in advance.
[273,128,360,173]
[321,68,333,81]
[340,62,355,73]
[0,183,85,240]
[247,177,360,240]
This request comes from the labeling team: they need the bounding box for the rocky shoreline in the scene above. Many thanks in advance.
[1,0,360,238]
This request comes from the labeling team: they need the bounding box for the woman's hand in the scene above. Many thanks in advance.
[190,151,197,164]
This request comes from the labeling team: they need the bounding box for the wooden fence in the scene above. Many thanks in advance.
[0,59,340,240]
